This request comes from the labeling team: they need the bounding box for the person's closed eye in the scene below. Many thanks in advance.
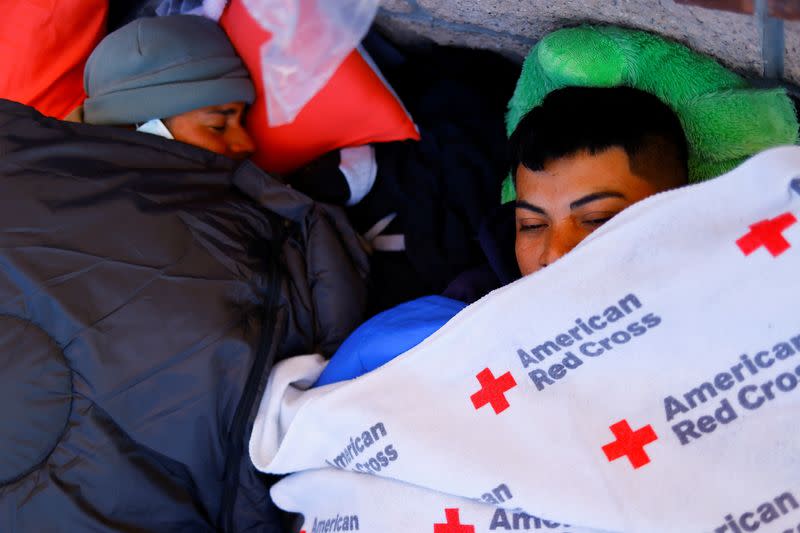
[582,216,614,227]
[519,222,547,232]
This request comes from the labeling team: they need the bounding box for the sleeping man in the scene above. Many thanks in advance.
[72,14,256,160]
[315,84,690,386]
[509,86,687,276]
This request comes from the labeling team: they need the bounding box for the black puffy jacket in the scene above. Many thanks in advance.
[0,100,368,532]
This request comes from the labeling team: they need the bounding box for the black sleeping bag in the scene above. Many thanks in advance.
[0,99,368,532]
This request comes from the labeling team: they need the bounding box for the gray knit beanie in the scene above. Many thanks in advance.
[83,15,254,125]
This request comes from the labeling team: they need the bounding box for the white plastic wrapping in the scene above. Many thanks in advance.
[152,0,380,126]
[242,0,381,126]
[153,0,226,20]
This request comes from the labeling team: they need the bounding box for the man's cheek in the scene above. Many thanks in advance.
[515,238,540,276]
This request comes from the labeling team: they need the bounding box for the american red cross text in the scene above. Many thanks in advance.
[434,508,475,533]
[736,212,796,257]
[602,419,658,469]
[470,368,517,414]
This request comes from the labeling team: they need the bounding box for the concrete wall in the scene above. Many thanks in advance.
[786,19,800,83]
[377,0,800,86]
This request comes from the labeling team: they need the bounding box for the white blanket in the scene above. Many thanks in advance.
[251,147,800,533]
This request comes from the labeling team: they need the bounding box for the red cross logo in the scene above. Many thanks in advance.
[736,212,796,257]
[434,508,475,533]
[602,419,658,469]
[470,368,517,414]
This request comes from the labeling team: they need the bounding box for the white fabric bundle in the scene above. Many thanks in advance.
[251,147,800,533]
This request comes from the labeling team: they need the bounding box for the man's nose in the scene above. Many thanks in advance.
[539,227,579,268]
[227,126,256,160]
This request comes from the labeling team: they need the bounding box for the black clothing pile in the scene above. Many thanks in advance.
[441,203,521,304]
[289,32,521,313]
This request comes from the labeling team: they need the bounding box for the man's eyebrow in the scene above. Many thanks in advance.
[514,200,545,214]
[206,109,237,116]
[569,191,626,210]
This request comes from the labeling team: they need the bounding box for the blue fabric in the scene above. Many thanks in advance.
[315,296,466,386]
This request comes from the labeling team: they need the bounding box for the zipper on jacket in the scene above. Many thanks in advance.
[220,214,285,533]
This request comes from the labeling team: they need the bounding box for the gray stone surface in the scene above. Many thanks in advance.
[375,11,535,58]
[786,20,800,86]
[380,0,417,15]
[377,0,800,86]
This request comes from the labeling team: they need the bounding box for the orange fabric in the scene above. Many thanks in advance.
[0,0,108,119]
[220,0,419,175]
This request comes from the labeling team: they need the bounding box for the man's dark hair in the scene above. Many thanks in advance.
[509,86,689,185]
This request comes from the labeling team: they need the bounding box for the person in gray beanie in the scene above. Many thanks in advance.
[81,14,256,160]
